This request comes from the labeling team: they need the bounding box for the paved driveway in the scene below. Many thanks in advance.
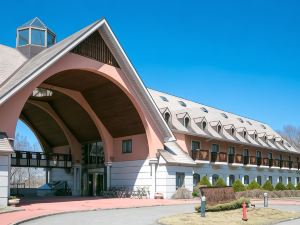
[19,204,196,225]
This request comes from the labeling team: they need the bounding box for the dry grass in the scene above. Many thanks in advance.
[159,208,300,225]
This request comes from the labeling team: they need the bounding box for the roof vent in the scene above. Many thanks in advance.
[16,17,56,58]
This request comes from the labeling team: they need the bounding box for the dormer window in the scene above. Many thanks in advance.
[254,133,258,140]
[221,113,228,119]
[264,136,267,141]
[243,131,247,138]
[281,140,284,145]
[184,117,190,128]
[247,121,252,125]
[164,112,170,123]
[201,107,208,113]
[178,101,187,107]
[261,124,266,129]
[160,96,169,102]
[237,118,244,123]
[217,125,222,133]
[272,138,276,143]
[231,128,235,136]
[202,121,207,130]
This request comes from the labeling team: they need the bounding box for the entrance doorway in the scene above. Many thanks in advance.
[88,172,104,196]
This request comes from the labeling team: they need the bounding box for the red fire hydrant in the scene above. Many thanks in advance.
[242,201,248,221]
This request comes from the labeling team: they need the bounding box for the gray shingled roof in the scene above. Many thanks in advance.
[0,19,103,105]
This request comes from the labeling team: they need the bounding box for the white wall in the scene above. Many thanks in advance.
[0,154,9,206]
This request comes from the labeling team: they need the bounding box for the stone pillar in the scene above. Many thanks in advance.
[149,158,158,199]
[72,164,81,196]
[105,162,112,190]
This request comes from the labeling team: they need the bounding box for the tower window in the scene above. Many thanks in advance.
[18,29,29,46]
[31,28,45,46]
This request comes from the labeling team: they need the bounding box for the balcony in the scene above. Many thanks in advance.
[191,151,299,171]
[191,150,209,161]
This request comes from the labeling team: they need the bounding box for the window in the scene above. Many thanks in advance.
[217,125,222,133]
[261,124,266,129]
[256,151,261,158]
[122,139,132,153]
[243,149,249,156]
[269,176,273,184]
[244,175,249,185]
[164,112,170,123]
[243,131,247,138]
[193,173,200,186]
[221,113,228,119]
[18,29,29,46]
[160,96,168,102]
[238,118,244,123]
[176,172,185,189]
[202,121,207,130]
[297,177,300,184]
[211,144,219,153]
[228,146,235,155]
[254,133,258,140]
[191,141,200,151]
[229,175,235,186]
[82,141,104,165]
[47,31,55,47]
[247,121,252,125]
[231,128,235,136]
[257,176,262,185]
[31,28,45,46]
[279,154,283,160]
[268,153,273,159]
[212,174,219,186]
[288,177,292,183]
[178,101,187,107]
[184,117,190,128]
[279,176,283,183]
[201,107,208,113]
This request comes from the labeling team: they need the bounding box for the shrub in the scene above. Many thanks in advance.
[192,191,199,197]
[262,180,274,191]
[195,197,250,212]
[286,182,296,190]
[171,187,192,199]
[247,180,261,190]
[215,177,226,188]
[296,182,300,190]
[232,179,246,192]
[275,182,286,191]
[199,176,211,187]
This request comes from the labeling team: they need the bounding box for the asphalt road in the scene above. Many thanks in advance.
[19,203,300,225]
[19,204,197,225]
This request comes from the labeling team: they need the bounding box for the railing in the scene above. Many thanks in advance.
[243,156,249,165]
[250,156,256,165]
[228,154,235,163]
[256,157,262,166]
[219,152,227,162]
[211,152,218,162]
[11,151,72,168]
[235,154,243,164]
[191,151,300,171]
[191,150,209,161]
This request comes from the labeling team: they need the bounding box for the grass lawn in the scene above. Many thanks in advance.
[159,208,300,225]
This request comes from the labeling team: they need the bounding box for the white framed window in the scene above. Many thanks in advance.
[191,140,201,151]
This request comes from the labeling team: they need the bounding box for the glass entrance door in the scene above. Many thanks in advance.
[96,173,104,196]
[88,174,94,196]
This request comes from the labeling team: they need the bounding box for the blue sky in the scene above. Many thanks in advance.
[1,0,300,147]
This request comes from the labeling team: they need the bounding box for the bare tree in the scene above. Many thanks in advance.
[278,125,300,150]
[10,133,45,188]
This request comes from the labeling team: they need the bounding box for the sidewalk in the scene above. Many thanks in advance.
[0,197,199,225]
